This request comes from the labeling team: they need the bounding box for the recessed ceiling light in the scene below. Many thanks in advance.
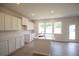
[32,13,35,16]
[16,3,20,5]
[50,10,54,13]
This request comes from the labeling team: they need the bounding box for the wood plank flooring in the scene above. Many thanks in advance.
[50,42,79,56]
[10,41,79,56]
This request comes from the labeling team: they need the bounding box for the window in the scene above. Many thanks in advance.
[54,22,62,34]
[45,22,52,34]
[38,21,62,39]
[38,22,45,34]
[69,25,75,40]
[38,22,53,39]
[45,22,53,39]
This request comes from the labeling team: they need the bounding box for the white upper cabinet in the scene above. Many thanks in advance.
[5,14,21,31]
[5,14,12,30]
[17,18,22,30]
[12,16,22,30]
[15,17,34,30]
[0,12,5,31]
[11,16,18,30]
[22,17,28,25]
[0,12,22,31]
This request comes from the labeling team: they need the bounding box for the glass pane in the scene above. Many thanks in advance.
[38,23,45,33]
[54,22,62,34]
[46,22,52,34]
[38,22,54,40]
[69,25,75,40]
[45,22,53,39]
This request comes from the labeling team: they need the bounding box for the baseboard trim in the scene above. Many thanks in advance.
[33,51,49,56]
[52,40,79,43]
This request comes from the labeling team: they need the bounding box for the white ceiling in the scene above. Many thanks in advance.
[1,3,79,20]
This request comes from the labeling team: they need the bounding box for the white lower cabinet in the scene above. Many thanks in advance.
[8,39,16,54]
[0,41,8,56]
[15,36,24,50]
[19,36,24,48]
[0,36,25,56]
[15,37,20,50]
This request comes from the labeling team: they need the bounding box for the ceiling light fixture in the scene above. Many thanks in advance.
[16,3,20,5]
[32,13,35,16]
[50,10,54,13]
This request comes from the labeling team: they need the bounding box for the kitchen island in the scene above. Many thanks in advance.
[32,38,51,56]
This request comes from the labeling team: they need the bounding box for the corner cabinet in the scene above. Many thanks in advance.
[0,12,22,31]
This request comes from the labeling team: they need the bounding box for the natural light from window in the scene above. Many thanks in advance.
[54,22,62,34]
[38,22,53,39]
[69,25,75,40]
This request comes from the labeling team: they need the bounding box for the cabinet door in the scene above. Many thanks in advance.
[17,18,21,30]
[8,39,16,54]
[0,41,8,56]
[5,14,12,30]
[15,37,20,50]
[19,36,24,48]
[0,12,5,31]
[22,17,28,25]
[12,16,18,30]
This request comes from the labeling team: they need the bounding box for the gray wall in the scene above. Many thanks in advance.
[54,16,79,41]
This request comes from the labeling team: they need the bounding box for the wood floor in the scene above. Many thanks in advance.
[10,41,79,56]
[50,42,79,56]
